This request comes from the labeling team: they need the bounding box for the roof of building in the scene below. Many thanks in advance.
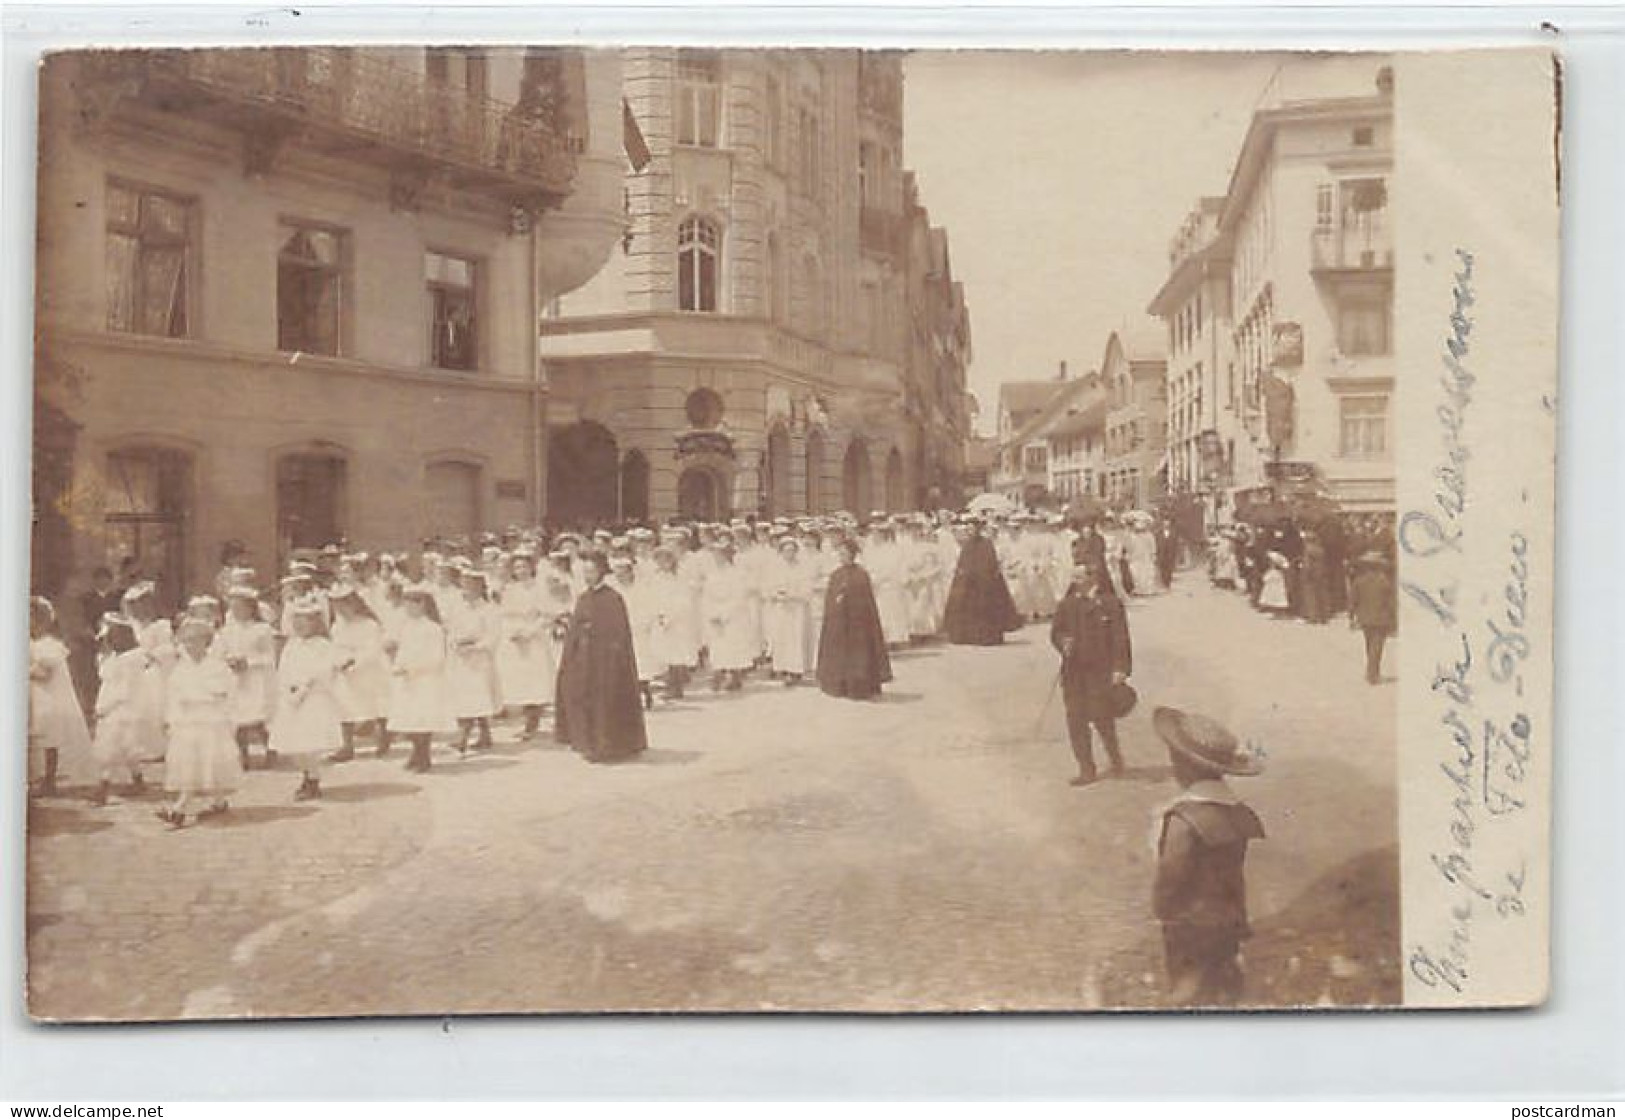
[998,380,1068,418]
[1004,374,1106,449]
[1046,400,1109,440]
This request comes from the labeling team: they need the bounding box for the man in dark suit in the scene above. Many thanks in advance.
[1349,550,1397,684]
[1050,556,1133,786]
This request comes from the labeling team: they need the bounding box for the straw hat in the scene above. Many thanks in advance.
[1152,707,1264,777]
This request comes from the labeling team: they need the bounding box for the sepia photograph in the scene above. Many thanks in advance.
[22,44,1555,1020]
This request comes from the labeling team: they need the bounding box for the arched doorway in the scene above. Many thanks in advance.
[805,429,825,513]
[885,447,906,512]
[620,450,650,522]
[424,460,482,539]
[547,421,618,528]
[276,449,346,562]
[842,437,872,514]
[765,425,791,516]
[678,465,728,522]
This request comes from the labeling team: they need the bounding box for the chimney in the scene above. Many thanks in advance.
[1058,360,1069,381]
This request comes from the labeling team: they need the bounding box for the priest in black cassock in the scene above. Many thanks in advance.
[815,535,892,701]
[942,518,1021,645]
[554,550,648,763]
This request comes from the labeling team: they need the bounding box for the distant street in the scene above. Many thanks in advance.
[27,572,1400,1021]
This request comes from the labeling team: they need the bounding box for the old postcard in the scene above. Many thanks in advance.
[24,46,1556,1018]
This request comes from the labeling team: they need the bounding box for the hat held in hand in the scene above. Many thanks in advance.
[1153,706,1264,776]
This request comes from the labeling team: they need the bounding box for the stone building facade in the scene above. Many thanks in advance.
[537,49,970,525]
[1101,327,1169,511]
[33,47,625,608]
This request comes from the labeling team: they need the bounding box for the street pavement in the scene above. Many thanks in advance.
[26,572,1401,1020]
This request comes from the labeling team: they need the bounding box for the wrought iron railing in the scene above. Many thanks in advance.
[1311,218,1394,270]
[94,49,578,195]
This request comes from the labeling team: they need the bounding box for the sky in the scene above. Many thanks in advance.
[903,51,1287,434]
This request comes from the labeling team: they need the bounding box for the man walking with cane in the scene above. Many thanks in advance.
[1050,554,1134,786]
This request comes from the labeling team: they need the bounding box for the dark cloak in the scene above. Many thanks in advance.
[816,562,893,700]
[942,534,1021,645]
[554,582,648,762]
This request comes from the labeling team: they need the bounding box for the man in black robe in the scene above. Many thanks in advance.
[554,551,648,763]
[942,519,1021,645]
[1051,556,1133,785]
[815,536,892,700]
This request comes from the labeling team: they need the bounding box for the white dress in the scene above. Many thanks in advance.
[387,616,456,734]
[163,654,242,795]
[701,560,757,671]
[615,575,663,681]
[331,615,389,723]
[131,619,176,761]
[92,650,147,779]
[269,636,344,763]
[906,541,943,638]
[445,598,502,720]
[869,542,912,644]
[1128,530,1160,595]
[215,617,277,728]
[644,566,699,672]
[29,636,93,783]
[496,578,555,707]
[761,556,815,675]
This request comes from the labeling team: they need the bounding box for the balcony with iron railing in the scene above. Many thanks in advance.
[1311,214,1394,272]
[80,48,580,208]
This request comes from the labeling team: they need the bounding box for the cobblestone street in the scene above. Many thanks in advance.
[26,574,1401,1020]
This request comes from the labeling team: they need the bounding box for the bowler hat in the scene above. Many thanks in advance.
[1107,680,1139,720]
[1152,706,1264,776]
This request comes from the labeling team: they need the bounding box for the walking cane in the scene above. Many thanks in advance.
[1033,663,1064,738]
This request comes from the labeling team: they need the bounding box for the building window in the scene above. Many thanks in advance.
[105,182,191,338]
[277,223,344,356]
[426,250,478,370]
[1339,300,1392,355]
[675,50,722,148]
[1353,125,1375,147]
[677,215,722,312]
[1339,395,1388,458]
[1316,183,1335,230]
[1023,445,1047,473]
[764,73,783,167]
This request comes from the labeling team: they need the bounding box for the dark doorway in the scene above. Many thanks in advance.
[547,421,619,528]
[620,449,650,522]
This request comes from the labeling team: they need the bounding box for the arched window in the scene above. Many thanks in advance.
[678,215,721,312]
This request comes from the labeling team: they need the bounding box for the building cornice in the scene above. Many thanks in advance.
[39,326,536,396]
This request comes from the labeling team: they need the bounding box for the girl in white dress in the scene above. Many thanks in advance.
[121,583,175,766]
[446,569,502,753]
[90,616,147,804]
[701,540,755,690]
[216,585,277,770]
[761,536,814,683]
[496,554,554,737]
[157,618,240,829]
[389,587,455,773]
[609,555,659,710]
[645,543,698,699]
[29,598,92,797]
[269,597,342,800]
[328,588,389,760]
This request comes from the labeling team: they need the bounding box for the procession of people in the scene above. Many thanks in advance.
[25,495,1397,1007]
